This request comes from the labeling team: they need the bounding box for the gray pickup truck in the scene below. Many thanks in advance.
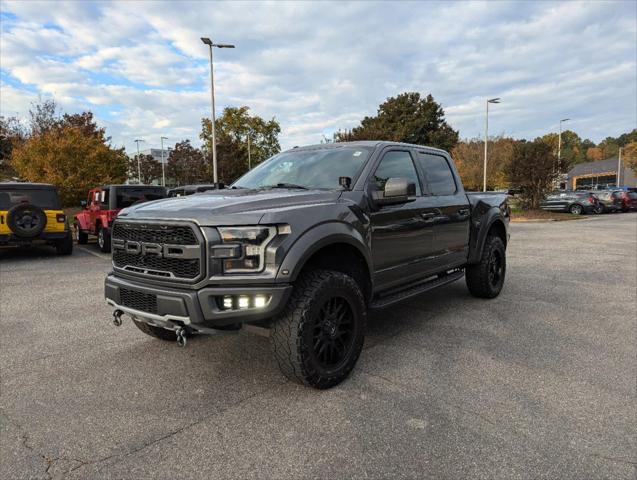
[105,141,510,388]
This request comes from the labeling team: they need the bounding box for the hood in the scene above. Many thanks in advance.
[116,188,342,226]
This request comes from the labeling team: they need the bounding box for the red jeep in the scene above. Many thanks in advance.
[74,185,167,252]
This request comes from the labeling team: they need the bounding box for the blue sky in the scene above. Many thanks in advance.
[1,0,635,154]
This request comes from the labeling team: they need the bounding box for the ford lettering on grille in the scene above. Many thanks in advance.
[112,222,202,281]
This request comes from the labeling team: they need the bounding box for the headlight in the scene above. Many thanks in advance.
[216,226,277,273]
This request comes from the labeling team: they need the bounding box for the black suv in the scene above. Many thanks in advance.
[105,142,510,388]
[0,182,73,255]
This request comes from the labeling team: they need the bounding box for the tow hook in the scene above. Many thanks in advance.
[113,309,124,327]
[175,327,187,347]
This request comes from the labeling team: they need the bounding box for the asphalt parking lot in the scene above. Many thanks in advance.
[1,214,635,480]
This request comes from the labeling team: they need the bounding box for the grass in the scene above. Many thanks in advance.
[510,208,586,222]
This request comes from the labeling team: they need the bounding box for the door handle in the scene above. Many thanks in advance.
[421,212,436,220]
[458,208,469,216]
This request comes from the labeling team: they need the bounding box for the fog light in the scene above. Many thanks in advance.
[223,296,233,309]
[254,295,266,308]
[238,296,250,309]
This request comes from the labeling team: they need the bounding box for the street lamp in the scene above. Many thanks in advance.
[557,118,570,172]
[134,139,145,184]
[483,97,501,192]
[160,136,168,187]
[201,37,235,184]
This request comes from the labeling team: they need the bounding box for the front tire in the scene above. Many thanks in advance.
[75,223,88,244]
[97,226,111,253]
[270,270,366,389]
[466,235,506,299]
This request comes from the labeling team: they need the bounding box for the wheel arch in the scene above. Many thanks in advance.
[468,213,508,264]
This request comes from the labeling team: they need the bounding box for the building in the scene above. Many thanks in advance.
[148,148,169,165]
[566,157,637,190]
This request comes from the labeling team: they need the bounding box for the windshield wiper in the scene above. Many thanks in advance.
[262,183,308,190]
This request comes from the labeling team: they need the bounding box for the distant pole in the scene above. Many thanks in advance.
[134,139,145,183]
[161,136,168,187]
[557,118,570,174]
[201,37,235,184]
[617,147,622,187]
[483,97,501,192]
[247,133,251,170]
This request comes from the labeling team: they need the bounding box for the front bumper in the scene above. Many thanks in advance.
[104,273,292,330]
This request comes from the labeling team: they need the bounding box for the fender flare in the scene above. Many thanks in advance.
[276,222,372,283]
[468,211,507,264]
[74,212,91,231]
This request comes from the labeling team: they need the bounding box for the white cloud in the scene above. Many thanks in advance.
[1,0,635,154]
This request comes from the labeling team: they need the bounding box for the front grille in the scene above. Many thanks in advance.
[112,222,203,281]
[112,223,197,245]
[120,288,157,314]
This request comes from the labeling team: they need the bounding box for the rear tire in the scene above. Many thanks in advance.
[97,226,111,253]
[75,223,88,244]
[466,235,506,299]
[569,204,583,215]
[55,231,73,255]
[270,270,366,389]
[132,319,178,341]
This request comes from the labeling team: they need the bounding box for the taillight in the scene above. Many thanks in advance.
[588,197,595,203]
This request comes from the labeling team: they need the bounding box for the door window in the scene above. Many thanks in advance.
[371,151,421,195]
[417,153,457,195]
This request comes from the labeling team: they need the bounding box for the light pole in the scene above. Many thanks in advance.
[247,131,251,170]
[617,147,622,187]
[160,136,168,187]
[557,118,570,173]
[483,97,501,192]
[201,37,235,184]
[134,139,145,184]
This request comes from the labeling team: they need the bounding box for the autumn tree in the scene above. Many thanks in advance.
[505,140,562,209]
[11,125,128,206]
[200,106,281,183]
[452,136,515,191]
[586,147,603,161]
[336,92,459,151]
[167,140,209,185]
[28,98,59,136]
[623,142,637,176]
[0,116,27,180]
[539,130,590,169]
[128,154,161,185]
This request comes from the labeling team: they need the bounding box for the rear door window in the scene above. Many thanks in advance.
[115,188,166,208]
[416,153,457,195]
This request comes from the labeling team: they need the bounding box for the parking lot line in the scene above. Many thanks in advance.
[77,246,111,260]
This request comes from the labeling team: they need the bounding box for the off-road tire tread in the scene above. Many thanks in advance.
[98,226,111,253]
[133,319,178,341]
[55,231,73,255]
[75,223,89,244]
[466,235,506,299]
[270,270,366,389]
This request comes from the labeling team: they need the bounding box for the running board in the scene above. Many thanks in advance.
[371,269,464,309]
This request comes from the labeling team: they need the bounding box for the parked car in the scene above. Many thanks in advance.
[591,190,623,213]
[625,191,637,211]
[616,190,636,212]
[539,191,597,215]
[0,182,72,255]
[105,141,509,388]
[75,185,166,252]
[167,184,220,197]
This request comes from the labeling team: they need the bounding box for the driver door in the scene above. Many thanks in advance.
[368,149,434,291]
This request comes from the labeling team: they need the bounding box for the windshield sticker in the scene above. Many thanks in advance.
[353,151,362,157]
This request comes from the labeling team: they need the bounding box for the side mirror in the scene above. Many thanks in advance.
[374,177,416,206]
[80,200,87,208]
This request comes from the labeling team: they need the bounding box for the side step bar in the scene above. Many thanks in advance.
[371,268,464,309]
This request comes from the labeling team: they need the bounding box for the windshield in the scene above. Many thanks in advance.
[233,147,373,190]
[0,188,60,209]
[114,187,166,208]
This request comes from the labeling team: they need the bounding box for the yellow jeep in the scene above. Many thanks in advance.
[0,182,73,255]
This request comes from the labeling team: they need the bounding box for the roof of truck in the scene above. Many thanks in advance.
[287,141,448,155]
[0,182,56,190]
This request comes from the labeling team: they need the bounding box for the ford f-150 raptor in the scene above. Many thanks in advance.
[105,141,510,388]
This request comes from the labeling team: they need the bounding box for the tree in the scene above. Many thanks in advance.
[167,140,209,185]
[539,130,588,169]
[452,136,516,191]
[0,116,27,180]
[200,106,281,183]
[336,92,459,151]
[505,140,562,209]
[624,142,637,176]
[128,154,161,185]
[28,98,59,136]
[11,125,128,206]
[586,147,603,161]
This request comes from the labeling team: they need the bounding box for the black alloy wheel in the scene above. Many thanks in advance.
[311,297,355,369]
[488,248,504,290]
